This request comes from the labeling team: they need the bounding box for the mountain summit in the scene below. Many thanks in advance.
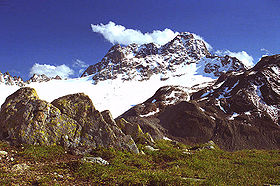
[82,32,246,84]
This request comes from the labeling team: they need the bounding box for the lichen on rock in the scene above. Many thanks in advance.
[0,87,139,155]
[116,118,155,146]
[0,87,80,148]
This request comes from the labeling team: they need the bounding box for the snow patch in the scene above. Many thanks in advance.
[245,111,251,115]
[248,71,257,75]
[163,136,172,141]
[213,81,224,89]
[0,84,21,109]
[229,113,239,120]
[215,100,226,113]
[197,97,208,102]
[140,108,160,117]
[232,71,244,76]
[210,116,216,120]
[199,107,205,112]
[224,80,239,94]
[271,66,280,75]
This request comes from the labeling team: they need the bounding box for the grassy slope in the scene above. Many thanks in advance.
[0,140,279,185]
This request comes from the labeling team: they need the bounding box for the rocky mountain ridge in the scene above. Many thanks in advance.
[192,54,280,124]
[82,32,247,84]
[118,54,280,151]
[0,71,25,87]
[0,72,62,87]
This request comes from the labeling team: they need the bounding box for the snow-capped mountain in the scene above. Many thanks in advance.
[193,54,280,124]
[0,32,249,118]
[26,74,62,84]
[0,31,279,151]
[82,32,246,83]
[0,72,63,87]
[118,54,280,151]
[0,71,25,87]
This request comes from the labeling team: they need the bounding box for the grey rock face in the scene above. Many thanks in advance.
[0,87,81,148]
[11,163,30,172]
[0,87,139,155]
[81,157,109,165]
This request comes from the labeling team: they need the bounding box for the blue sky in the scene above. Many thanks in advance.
[0,0,279,80]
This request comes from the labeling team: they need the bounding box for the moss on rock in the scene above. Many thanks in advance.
[0,87,139,155]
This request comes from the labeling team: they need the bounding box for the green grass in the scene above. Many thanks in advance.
[67,140,280,185]
[0,140,279,185]
[19,144,65,161]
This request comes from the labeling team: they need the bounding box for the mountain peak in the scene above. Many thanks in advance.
[160,32,210,60]
[253,54,280,71]
[81,31,244,84]
[26,74,63,84]
[0,72,63,87]
[0,71,25,87]
[175,32,194,40]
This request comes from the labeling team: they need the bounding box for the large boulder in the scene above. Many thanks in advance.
[0,87,138,154]
[51,95,139,154]
[0,87,80,147]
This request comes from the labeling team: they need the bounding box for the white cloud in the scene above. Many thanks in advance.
[260,48,270,53]
[72,59,88,68]
[258,48,275,61]
[72,59,89,76]
[30,63,74,78]
[91,21,178,46]
[260,48,273,56]
[92,21,213,51]
[216,50,254,68]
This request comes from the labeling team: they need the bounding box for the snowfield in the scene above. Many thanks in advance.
[0,67,214,118]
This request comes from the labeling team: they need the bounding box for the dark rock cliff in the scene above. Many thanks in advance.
[118,55,280,151]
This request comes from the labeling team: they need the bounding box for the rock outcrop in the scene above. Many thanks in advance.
[115,118,155,145]
[117,86,191,141]
[192,54,280,125]
[0,87,80,147]
[0,87,138,154]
